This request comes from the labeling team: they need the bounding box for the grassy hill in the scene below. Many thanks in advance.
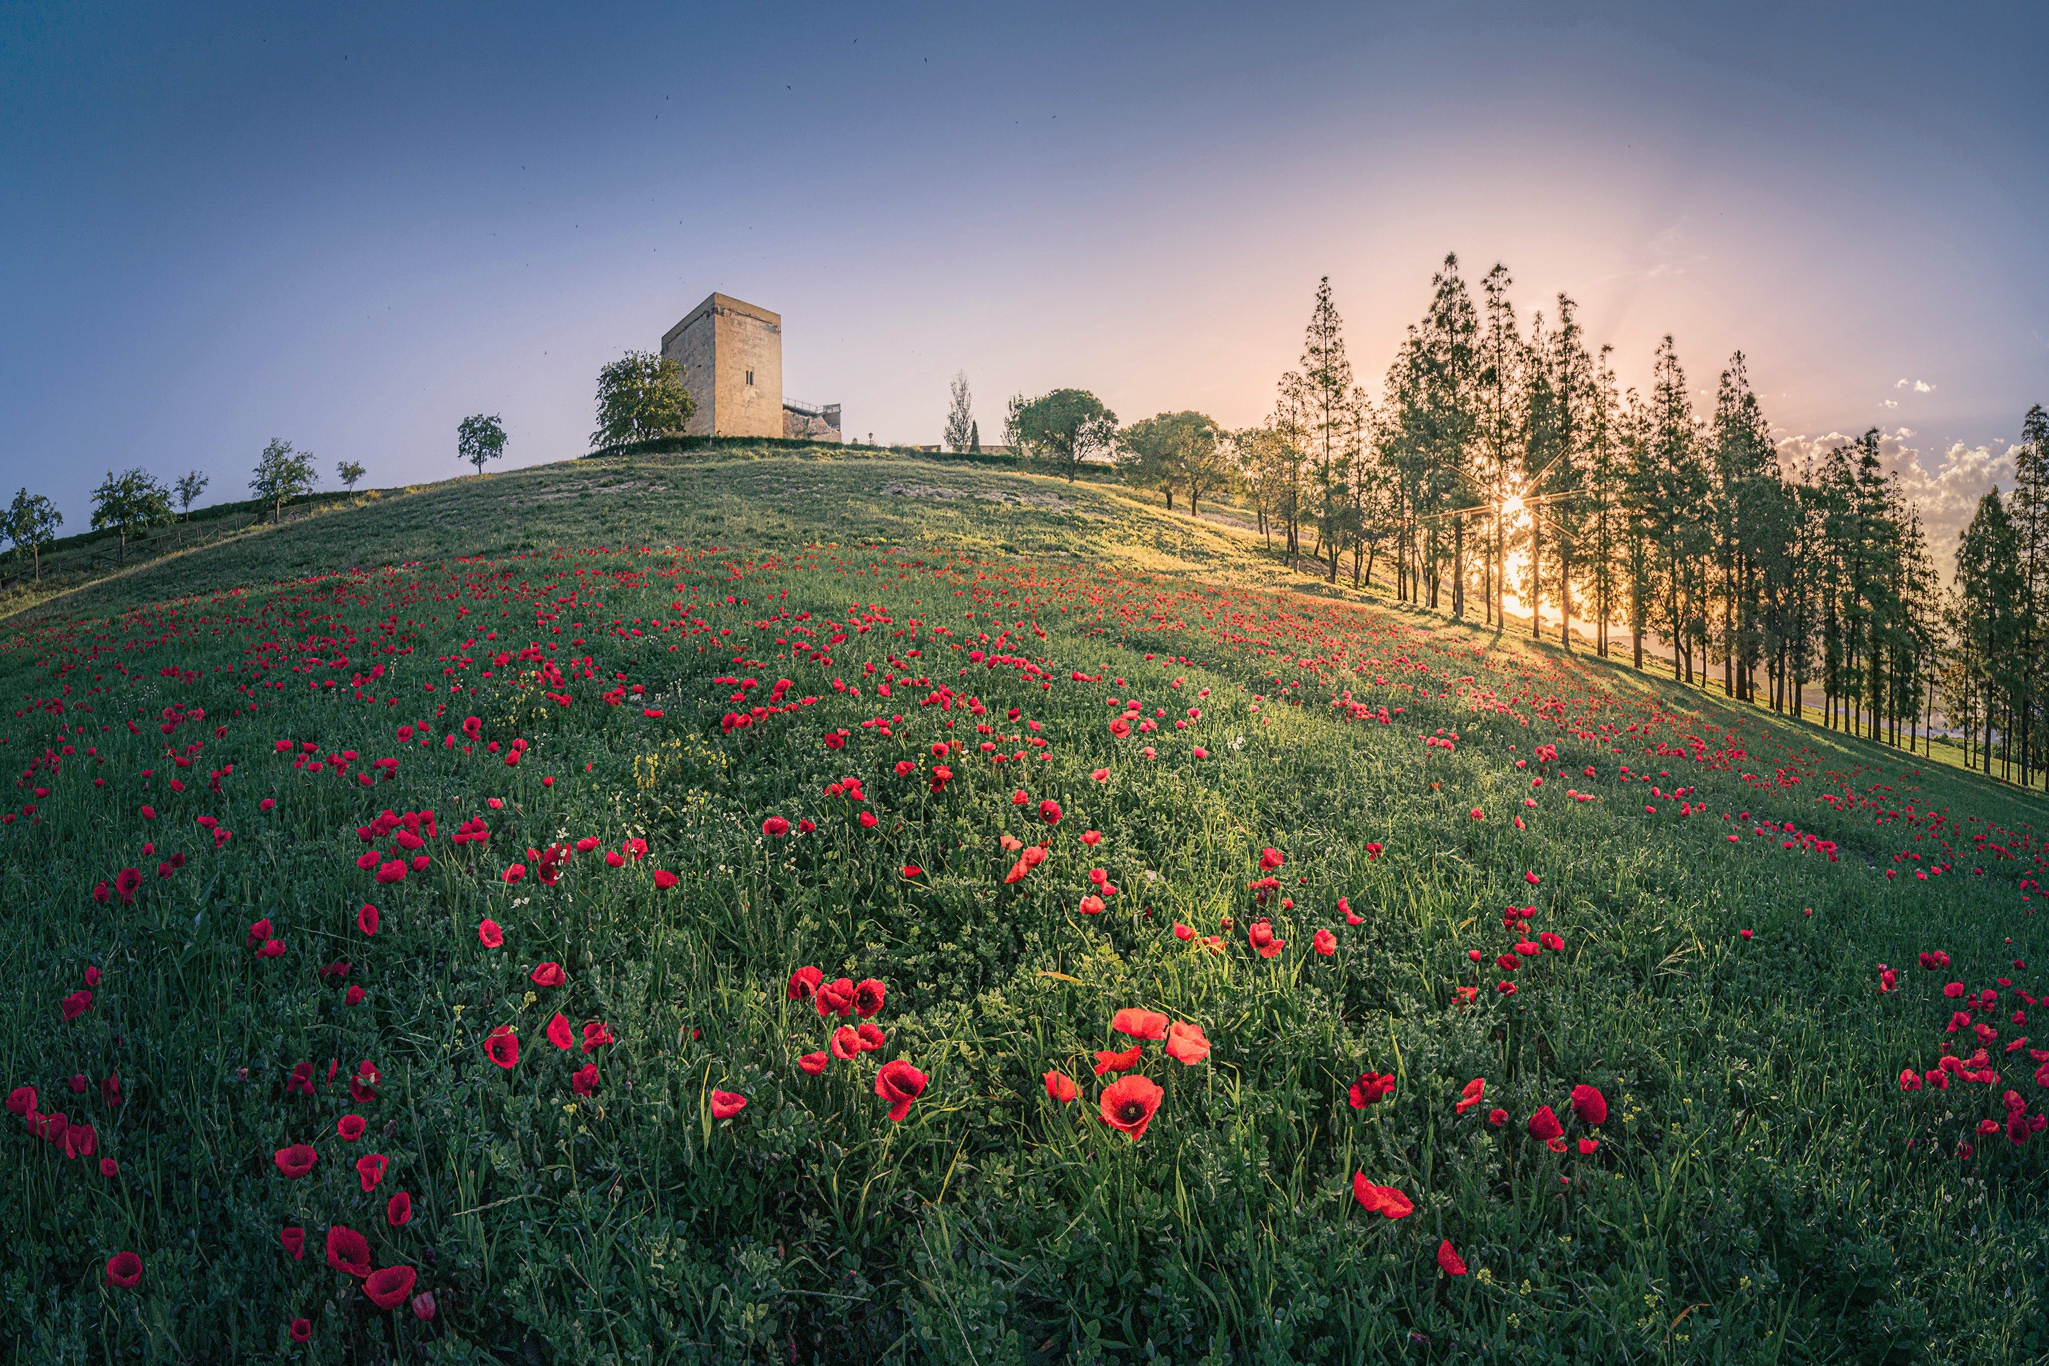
[1,448,2045,1364]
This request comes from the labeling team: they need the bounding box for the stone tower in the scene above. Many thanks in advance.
[660,293,784,438]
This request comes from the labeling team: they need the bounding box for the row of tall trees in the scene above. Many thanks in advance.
[1202,262,2028,762]
[1947,406,2049,781]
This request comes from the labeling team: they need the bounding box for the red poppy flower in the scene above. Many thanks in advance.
[1246,921,1284,959]
[1570,1084,1607,1126]
[1578,1137,1600,1155]
[653,869,679,889]
[711,1089,747,1119]
[581,1021,614,1053]
[5,1086,34,1117]
[364,1264,416,1310]
[387,1192,412,1226]
[1110,1008,1169,1041]
[289,1318,311,1343]
[1351,1174,1412,1218]
[787,966,823,1000]
[762,816,790,837]
[1039,799,1062,825]
[478,919,503,948]
[61,990,92,1020]
[1164,1021,1211,1065]
[1436,1239,1467,1276]
[1093,1045,1144,1076]
[572,1064,599,1095]
[246,917,273,946]
[484,1025,519,1068]
[355,1153,388,1192]
[852,978,887,1018]
[1487,1108,1507,1126]
[100,1157,119,1178]
[1527,1105,1564,1142]
[114,867,141,903]
[1348,1072,1396,1108]
[816,978,856,1018]
[1312,929,1337,956]
[1456,1078,1485,1114]
[327,1225,371,1278]
[830,1025,863,1061]
[546,1014,574,1050]
[530,962,564,987]
[274,1143,318,1179]
[280,1226,305,1260]
[358,903,380,936]
[104,1251,141,1288]
[62,1122,96,1159]
[337,1114,366,1141]
[798,1051,828,1075]
[1044,1070,1078,1102]
[1098,1074,1164,1140]
[874,1058,927,1121]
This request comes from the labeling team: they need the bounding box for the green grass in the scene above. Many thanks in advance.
[1,450,2046,1364]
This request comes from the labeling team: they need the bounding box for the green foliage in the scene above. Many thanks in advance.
[88,468,174,559]
[458,413,509,474]
[172,470,209,518]
[592,353,692,452]
[1009,389,1117,483]
[945,373,976,453]
[249,439,319,524]
[1120,411,1232,515]
[335,459,367,493]
[4,489,62,580]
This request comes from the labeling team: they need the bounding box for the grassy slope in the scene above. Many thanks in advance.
[1,451,2045,1365]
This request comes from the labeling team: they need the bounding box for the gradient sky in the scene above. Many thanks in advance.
[3,1,2044,557]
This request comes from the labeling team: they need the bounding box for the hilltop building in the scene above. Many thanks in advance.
[660,292,841,442]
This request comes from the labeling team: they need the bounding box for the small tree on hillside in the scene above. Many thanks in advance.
[173,471,209,520]
[250,439,318,525]
[336,460,367,493]
[592,353,692,451]
[458,414,508,474]
[1010,389,1117,483]
[969,420,981,452]
[943,373,975,452]
[1120,411,1223,512]
[90,469,174,562]
[6,489,62,582]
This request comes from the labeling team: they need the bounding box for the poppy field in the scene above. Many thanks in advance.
[2,454,2047,1364]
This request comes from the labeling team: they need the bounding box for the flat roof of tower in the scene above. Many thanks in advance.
[662,292,781,347]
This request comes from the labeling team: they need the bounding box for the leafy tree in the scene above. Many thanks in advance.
[1009,389,1117,483]
[5,489,61,581]
[459,413,509,474]
[173,471,209,520]
[1952,488,2025,773]
[591,353,692,451]
[90,469,174,561]
[943,373,975,452]
[969,420,981,453]
[336,460,367,493]
[250,439,318,525]
[1120,411,1222,512]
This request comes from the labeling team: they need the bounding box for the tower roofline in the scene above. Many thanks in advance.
[662,292,781,347]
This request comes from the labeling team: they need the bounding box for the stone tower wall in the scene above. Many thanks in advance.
[660,293,784,438]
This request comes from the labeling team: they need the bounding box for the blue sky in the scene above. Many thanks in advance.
[2,1,2044,547]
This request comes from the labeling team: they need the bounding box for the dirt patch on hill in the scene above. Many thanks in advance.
[880,481,1074,511]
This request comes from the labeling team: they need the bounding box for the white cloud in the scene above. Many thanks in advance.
[1882,399,1898,409]
[1915,380,1935,393]
[1775,428,2018,574]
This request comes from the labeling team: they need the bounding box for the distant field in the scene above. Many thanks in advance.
[2,450,2044,1363]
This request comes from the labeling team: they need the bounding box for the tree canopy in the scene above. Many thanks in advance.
[1007,389,1117,483]
[250,440,318,524]
[592,353,692,451]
